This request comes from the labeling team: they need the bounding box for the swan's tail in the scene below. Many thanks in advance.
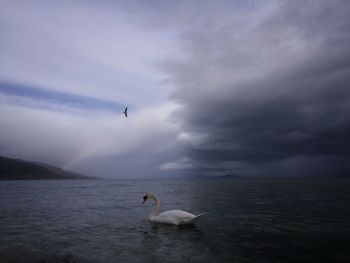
[195,213,206,218]
[180,213,206,225]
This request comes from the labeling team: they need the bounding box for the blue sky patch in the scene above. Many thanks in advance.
[0,81,125,112]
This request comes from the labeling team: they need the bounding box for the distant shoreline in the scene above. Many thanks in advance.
[0,155,92,180]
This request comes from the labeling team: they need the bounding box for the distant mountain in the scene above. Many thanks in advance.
[0,155,92,180]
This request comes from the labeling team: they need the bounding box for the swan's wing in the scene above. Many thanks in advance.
[152,210,196,225]
[158,210,195,219]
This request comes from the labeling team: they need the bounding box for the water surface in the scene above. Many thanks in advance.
[0,178,349,262]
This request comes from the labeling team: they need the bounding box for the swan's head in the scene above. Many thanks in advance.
[142,192,155,204]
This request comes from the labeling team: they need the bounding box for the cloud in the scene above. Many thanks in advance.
[160,157,194,170]
[0,0,179,106]
[0,93,182,178]
[162,0,350,176]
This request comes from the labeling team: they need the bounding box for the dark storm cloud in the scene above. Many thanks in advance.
[165,0,350,176]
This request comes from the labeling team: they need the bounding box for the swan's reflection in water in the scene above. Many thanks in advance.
[144,221,202,243]
[141,222,205,262]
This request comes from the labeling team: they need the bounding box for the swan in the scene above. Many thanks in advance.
[142,192,204,226]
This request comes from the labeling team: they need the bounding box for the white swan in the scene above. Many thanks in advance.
[142,192,204,226]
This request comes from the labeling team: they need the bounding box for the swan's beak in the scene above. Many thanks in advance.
[142,196,147,204]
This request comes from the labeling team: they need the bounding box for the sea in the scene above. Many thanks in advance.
[0,177,349,263]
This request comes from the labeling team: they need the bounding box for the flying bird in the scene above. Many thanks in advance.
[123,107,128,118]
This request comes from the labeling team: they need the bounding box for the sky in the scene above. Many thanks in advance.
[1,0,350,178]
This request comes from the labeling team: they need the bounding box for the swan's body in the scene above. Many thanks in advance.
[150,210,204,225]
[143,192,204,226]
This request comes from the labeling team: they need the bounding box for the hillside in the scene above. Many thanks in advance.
[0,155,91,180]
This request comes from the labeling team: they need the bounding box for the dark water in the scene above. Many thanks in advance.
[1,178,350,263]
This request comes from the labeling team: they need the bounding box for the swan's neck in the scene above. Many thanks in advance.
[149,194,160,219]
